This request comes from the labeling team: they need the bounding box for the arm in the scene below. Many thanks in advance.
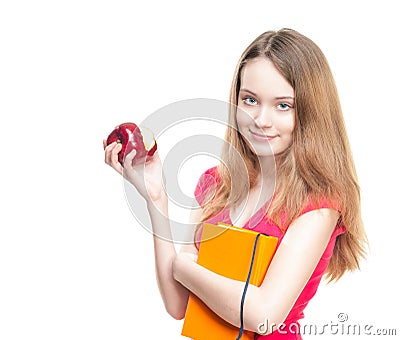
[172,208,339,334]
[148,197,201,320]
[104,140,200,320]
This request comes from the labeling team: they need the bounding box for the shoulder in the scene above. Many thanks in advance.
[276,195,345,236]
[199,166,219,179]
[297,196,346,236]
[194,166,220,190]
[283,208,340,249]
[301,197,342,215]
[194,166,220,206]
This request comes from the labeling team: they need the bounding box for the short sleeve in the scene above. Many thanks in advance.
[300,197,346,236]
[194,166,220,207]
[301,197,341,215]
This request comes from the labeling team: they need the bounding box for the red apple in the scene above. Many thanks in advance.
[106,122,157,166]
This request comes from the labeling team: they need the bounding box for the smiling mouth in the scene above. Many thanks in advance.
[250,129,277,140]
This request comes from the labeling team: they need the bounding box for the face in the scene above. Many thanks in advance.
[236,57,295,158]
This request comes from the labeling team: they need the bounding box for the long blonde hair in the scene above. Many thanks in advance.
[199,28,367,281]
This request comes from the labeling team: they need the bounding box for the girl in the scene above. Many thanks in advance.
[104,28,368,339]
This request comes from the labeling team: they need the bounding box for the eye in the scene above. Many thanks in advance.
[277,103,292,111]
[242,96,258,106]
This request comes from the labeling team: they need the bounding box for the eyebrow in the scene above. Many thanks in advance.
[240,88,294,100]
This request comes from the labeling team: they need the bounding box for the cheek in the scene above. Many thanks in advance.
[236,109,253,130]
[279,113,296,136]
[235,111,245,132]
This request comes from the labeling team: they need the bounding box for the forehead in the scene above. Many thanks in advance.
[240,57,294,98]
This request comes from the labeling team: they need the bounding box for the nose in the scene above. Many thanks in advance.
[255,106,273,128]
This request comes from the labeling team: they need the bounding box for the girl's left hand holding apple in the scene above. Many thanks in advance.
[103,122,166,206]
[123,148,166,205]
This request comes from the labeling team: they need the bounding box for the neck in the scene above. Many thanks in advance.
[252,155,276,201]
[257,155,276,183]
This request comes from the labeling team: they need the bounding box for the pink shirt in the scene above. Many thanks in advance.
[194,167,346,339]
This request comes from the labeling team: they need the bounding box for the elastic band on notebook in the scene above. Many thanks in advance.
[236,233,261,340]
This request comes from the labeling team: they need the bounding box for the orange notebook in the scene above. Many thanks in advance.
[181,223,278,340]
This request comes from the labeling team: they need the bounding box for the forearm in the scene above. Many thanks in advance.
[173,256,268,333]
[147,196,190,320]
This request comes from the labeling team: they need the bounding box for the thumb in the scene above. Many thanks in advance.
[123,148,137,169]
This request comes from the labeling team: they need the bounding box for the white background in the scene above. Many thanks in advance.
[1,0,399,339]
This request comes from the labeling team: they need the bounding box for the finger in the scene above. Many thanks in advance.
[103,139,107,150]
[114,160,123,175]
[105,142,123,174]
[123,148,137,169]
[104,141,117,164]
[110,143,123,168]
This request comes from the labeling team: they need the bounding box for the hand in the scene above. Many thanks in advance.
[103,140,166,204]
[103,140,123,174]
